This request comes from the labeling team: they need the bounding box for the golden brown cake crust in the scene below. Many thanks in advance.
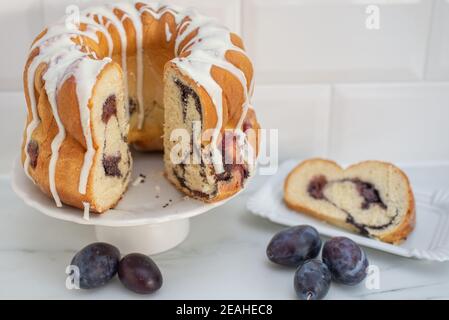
[284,159,416,244]
[22,2,259,212]
[21,63,124,213]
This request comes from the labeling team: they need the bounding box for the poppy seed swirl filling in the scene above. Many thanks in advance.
[168,78,250,200]
[307,175,397,236]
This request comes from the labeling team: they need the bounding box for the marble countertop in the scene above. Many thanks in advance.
[2,171,449,300]
[1,92,449,299]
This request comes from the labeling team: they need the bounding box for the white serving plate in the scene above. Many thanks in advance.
[247,160,449,262]
[12,152,230,227]
[12,152,239,254]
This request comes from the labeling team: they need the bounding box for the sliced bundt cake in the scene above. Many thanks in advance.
[22,2,259,213]
[284,159,415,244]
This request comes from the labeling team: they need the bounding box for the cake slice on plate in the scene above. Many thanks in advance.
[284,159,415,244]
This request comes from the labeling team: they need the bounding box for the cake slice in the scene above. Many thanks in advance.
[162,65,258,202]
[284,159,415,244]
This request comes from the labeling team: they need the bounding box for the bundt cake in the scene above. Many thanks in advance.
[21,2,259,213]
[284,159,415,244]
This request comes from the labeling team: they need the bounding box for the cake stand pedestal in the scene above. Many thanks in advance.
[93,219,190,254]
[11,152,235,254]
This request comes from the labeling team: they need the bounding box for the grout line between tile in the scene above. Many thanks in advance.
[324,84,336,159]
[236,0,242,35]
[422,0,437,81]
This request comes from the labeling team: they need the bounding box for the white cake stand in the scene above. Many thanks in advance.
[11,152,237,254]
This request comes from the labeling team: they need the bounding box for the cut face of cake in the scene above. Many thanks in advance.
[284,159,416,244]
[90,66,132,211]
[163,67,257,202]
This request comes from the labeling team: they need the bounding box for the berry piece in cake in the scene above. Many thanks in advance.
[102,153,122,177]
[352,179,387,210]
[307,175,327,200]
[27,140,39,169]
[101,94,117,124]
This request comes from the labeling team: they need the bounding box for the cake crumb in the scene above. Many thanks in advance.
[132,173,146,186]
[154,185,161,199]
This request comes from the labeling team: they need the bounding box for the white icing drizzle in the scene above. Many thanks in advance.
[249,72,255,98]
[139,3,182,22]
[171,9,253,173]
[24,2,255,207]
[24,27,99,183]
[86,5,129,111]
[114,2,145,129]
[24,17,111,206]
[82,201,90,220]
[81,15,114,57]
[75,57,112,195]
[127,2,255,173]
[45,45,79,207]
[24,57,42,183]
[165,22,172,42]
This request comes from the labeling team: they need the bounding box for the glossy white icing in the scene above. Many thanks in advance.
[24,58,41,183]
[85,5,129,111]
[44,46,79,207]
[80,15,114,57]
[171,9,252,173]
[82,201,90,220]
[114,2,145,130]
[24,18,111,206]
[76,57,112,195]
[165,22,172,42]
[139,3,182,23]
[141,3,255,174]
[24,26,99,183]
[24,1,254,206]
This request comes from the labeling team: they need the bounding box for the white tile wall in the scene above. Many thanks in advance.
[329,83,449,164]
[0,0,444,88]
[0,0,240,90]
[243,0,433,84]
[425,0,449,80]
[0,0,448,164]
[0,93,26,176]
[42,0,104,25]
[252,85,331,161]
[162,0,241,33]
[0,1,43,90]
[42,0,241,32]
